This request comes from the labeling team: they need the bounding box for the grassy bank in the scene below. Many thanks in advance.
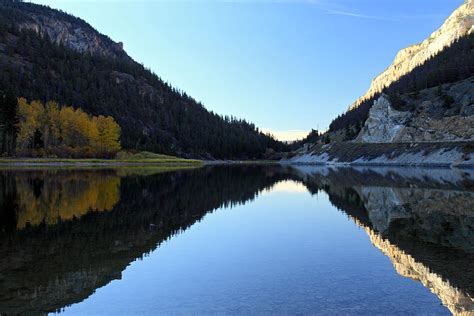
[0,151,202,166]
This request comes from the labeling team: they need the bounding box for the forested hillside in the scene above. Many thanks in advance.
[329,33,474,135]
[0,1,287,159]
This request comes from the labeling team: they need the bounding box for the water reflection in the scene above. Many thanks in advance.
[0,165,472,314]
[296,166,474,315]
[0,165,292,314]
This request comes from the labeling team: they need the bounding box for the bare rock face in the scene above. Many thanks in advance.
[18,13,128,59]
[356,77,474,143]
[350,0,474,111]
[356,94,411,143]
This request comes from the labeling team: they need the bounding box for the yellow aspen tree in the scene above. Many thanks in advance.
[96,115,121,152]
[43,101,61,148]
[73,108,93,147]
[105,116,121,151]
[59,106,76,147]
[90,116,100,152]
[16,99,44,149]
[16,99,122,157]
[16,98,31,148]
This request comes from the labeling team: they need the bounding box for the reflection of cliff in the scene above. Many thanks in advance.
[363,222,474,316]
[296,166,474,315]
[357,187,474,253]
[0,165,293,314]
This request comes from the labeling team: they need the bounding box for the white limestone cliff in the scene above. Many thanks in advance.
[350,0,474,111]
[356,77,474,143]
[355,95,411,143]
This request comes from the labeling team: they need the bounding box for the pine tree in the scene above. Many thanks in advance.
[0,90,19,154]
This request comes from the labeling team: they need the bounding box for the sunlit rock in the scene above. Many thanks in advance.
[350,0,474,110]
[356,77,474,143]
[356,95,411,143]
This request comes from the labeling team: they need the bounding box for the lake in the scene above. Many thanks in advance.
[0,165,472,315]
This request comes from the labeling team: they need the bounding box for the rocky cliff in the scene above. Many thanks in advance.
[355,95,411,143]
[288,75,474,166]
[294,1,474,165]
[356,77,474,143]
[11,3,128,59]
[350,0,474,111]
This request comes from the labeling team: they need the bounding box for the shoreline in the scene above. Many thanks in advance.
[0,160,472,169]
[0,155,473,169]
[280,161,474,169]
[0,158,202,167]
[283,141,474,169]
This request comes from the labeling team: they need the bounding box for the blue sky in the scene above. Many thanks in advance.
[32,0,462,141]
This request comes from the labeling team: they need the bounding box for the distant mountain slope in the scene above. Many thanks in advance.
[352,0,473,111]
[329,0,474,133]
[0,1,286,158]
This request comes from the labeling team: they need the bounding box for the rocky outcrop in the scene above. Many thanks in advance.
[18,10,128,59]
[287,76,474,166]
[356,77,474,143]
[350,0,474,110]
[356,95,411,143]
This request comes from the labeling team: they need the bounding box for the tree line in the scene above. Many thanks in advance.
[0,91,121,158]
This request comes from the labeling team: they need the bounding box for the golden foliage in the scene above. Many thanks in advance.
[95,115,121,152]
[15,173,121,229]
[17,98,43,148]
[16,99,121,156]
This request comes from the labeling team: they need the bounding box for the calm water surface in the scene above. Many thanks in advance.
[0,165,472,315]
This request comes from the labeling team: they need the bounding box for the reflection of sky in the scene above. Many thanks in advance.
[266,180,309,193]
[62,182,448,315]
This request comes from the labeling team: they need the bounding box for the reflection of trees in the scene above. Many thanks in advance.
[14,171,120,229]
[0,173,18,234]
[0,165,293,314]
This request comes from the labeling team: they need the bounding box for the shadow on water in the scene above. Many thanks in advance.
[0,165,472,314]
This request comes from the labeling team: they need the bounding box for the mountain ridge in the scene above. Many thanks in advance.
[0,0,287,158]
[3,0,129,59]
[349,0,474,111]
[328,0,474,135]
